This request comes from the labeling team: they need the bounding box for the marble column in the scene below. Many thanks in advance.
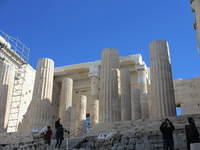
[131,88,142,120]
[90,100,99,128]
[150,40,176,119]
[77,95,87,135]
[99,48,120,123]
[190,0,200,53]
[90,75,99,127]
[70,105,78,136]
[120,68,131,121]
[112,69,121,121]
[51,82,60,123]
[59,78,73,130]
[136,65,148,94]
[28,58,54,129]
[0,62,15,131]
[89,63,100,128]
[136,65,149,119]
[140,93,149,119]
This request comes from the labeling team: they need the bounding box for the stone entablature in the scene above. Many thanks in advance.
[54,54,144,76]
[0,47,26,67]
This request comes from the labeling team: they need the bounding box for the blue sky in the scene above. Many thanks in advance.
[1,0,200,79]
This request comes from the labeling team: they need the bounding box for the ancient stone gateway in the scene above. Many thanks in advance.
[0,41,200,134]
[1,32,200,150]
[0,2,200,149]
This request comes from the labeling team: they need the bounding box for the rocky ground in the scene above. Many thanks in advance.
[73,114,200,150]
[0,114,200,150]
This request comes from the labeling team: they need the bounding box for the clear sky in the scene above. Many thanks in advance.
[1,0,200,79]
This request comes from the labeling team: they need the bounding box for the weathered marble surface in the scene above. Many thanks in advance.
[120,68,131,121]
[99,48,120,123]
[59,78,73,130]
[150,40,176,119]
[131,88,141,120]
[174,76,200,115]
[0,63,15,131]
[22,58,54,131]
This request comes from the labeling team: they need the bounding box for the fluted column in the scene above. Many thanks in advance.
[136,65,149,119]
[120,68,131,121]
[70,105,78,135]
[0,62,15,131]
[140,93,149,119]
[28,58,54,129]
[112,69,121,121]
[150,40,176,119]
[90,76,99,127]
[59,78,73,130]
[99,48,120,123]
[77,95,87,135]
[89,63,100,128]
[131,88,142,120]
[190,0,200,53]
[136,65,148,94]
[90,99,99,128]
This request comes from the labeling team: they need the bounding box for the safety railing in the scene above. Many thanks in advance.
[0,31,30,62]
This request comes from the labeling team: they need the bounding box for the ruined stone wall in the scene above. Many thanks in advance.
[174,76,200,115]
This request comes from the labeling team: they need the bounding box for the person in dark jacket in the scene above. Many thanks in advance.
[55,124,64,149]
[44,126,53,146]
[160,118,175,150]
[185,117,200,150]
[55,118,61,130]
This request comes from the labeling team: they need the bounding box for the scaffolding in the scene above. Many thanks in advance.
[0,31,30,132]
[7,65,27,132]
[0,30,30,62]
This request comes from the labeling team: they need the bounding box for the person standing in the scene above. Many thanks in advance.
[160,118,175,150]
[185,117,200,150]
[44,126,53,146]
[55,124,64,149]
[55,118,61,130]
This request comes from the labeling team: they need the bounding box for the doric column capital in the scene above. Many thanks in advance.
[135,64,147,71]
[88,62,100,78]
[136,64,148,83]
[61,77,73,84]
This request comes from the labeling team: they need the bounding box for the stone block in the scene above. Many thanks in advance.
[135,143,145,150]
[191,143,200,150]
[126,144,135,150]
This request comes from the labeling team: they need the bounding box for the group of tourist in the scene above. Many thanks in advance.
[42,118,70,149]
[160,117,200,150]
[41,117,199,150]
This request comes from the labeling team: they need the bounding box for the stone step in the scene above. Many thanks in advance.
[42,137,84,150]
